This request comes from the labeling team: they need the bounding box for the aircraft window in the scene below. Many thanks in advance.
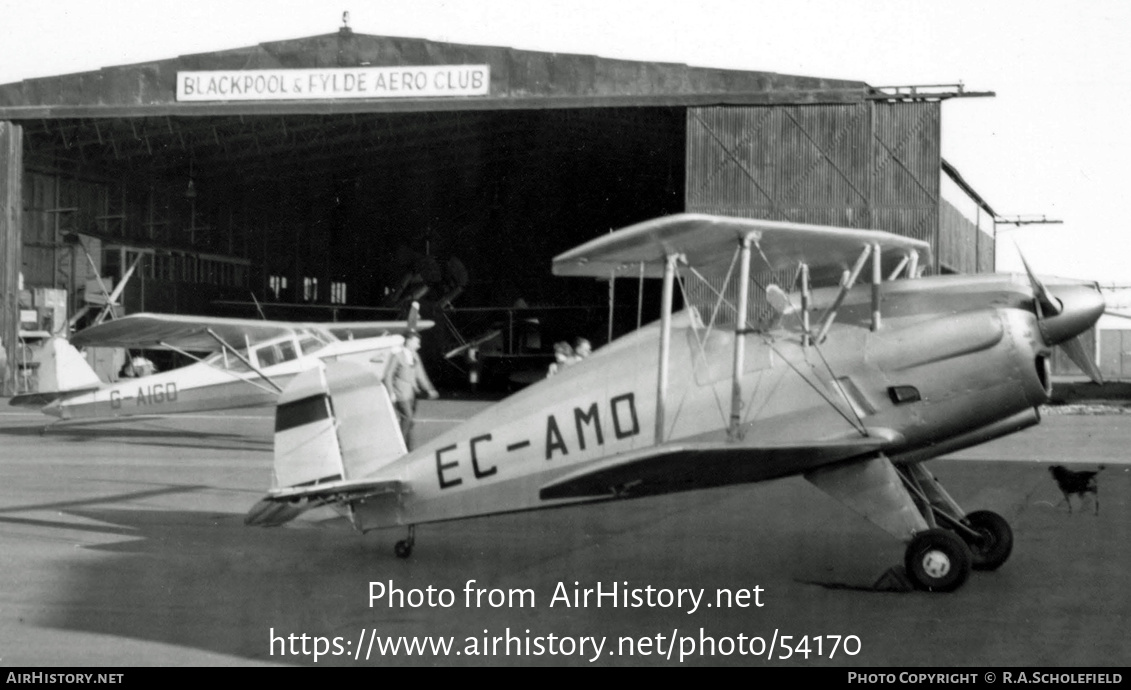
[205,349,251,372]
[299,337,326,355]
[256,344,281,367]
[278,341,298,362]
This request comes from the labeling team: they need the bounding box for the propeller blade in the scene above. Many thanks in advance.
[1017,249,1061,318]
[1059,335,1104,385]
[406,300,420,332]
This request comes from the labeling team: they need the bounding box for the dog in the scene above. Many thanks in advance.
[1048,465,1104,515]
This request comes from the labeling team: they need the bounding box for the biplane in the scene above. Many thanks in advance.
[10,311,429,422]
[246,213,1105,593]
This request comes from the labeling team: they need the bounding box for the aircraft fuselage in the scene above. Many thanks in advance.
[45,334,401,419]
[347,273,1099,531]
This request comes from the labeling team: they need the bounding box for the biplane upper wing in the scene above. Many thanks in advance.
[69,313,427,351]
[539,433,898,500]
[552,213,933,284]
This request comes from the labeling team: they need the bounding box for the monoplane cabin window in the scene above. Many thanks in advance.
[298,335,327,356]
[255,343,281,368]
[277,339,298,363]
[205,349,252,373]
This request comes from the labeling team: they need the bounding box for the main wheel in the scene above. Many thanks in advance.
[904,528,972,592]
[394,540,413,559]
[961,510,1013,571]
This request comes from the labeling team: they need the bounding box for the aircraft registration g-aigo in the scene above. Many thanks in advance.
[246,213,1105,593]
[9,310,431,423]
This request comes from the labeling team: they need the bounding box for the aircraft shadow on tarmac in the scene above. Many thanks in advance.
[20,461,1131,666]
[0,421,271,452]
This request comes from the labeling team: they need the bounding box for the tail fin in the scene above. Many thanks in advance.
[249,360,407,527]
[10,337,103,406]
[38,338,103,392]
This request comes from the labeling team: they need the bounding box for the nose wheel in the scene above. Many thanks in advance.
[904,528,971,592]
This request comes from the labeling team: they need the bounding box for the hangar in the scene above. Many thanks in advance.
[0,24,994,393]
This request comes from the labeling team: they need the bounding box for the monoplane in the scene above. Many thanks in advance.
[245,213,1105,592]
[11,310,429,422]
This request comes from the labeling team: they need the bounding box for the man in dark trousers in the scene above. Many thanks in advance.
[381,330,439,450]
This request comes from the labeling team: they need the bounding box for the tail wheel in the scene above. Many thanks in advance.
[904,528,972,593]
[961,510,1013,571]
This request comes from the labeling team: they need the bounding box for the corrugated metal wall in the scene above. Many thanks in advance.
[683,101,941,322]
[939,198,994,274]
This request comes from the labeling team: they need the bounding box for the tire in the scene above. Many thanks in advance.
[904,528,972,593]
[961,510,1013,571]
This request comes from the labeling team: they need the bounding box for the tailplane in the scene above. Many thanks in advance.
[246,360,407,527]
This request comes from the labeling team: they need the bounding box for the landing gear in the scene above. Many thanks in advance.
[904,529,971,592]
[896,463,1015,588]
[394,524,415,559]
[960,510,1013,571]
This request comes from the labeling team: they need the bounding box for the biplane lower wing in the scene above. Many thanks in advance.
[539,433,898,500]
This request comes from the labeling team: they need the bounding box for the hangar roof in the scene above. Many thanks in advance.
[0,29,875,119]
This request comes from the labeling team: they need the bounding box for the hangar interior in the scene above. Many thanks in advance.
[0,29,998,392]
[21,107,685,311]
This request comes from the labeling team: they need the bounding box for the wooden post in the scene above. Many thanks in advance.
[0,121,23,396]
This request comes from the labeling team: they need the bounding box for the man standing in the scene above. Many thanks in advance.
[381,330,439,450]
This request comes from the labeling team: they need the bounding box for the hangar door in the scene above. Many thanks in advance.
[681,101,941,323]
[686,102,940,245]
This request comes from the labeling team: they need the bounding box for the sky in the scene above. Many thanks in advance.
[1,0,1129,284]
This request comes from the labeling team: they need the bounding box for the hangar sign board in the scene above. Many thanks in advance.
[176,65,490,101]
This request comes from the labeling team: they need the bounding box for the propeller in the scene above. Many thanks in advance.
[406,300,420,333]
[1018,250,1105,384]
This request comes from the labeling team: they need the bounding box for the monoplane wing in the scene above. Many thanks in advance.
[69,313,430,351]
[70,313,299,351]
[552,213,932,285]
[539,433,898,500]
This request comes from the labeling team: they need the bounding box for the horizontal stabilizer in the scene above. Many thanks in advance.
[244,499,310,527]
[9,387,99,408]
[245,477,403,527]
[540,434,895,501]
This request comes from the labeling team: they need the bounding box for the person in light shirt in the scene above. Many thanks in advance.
[381,330,438,449]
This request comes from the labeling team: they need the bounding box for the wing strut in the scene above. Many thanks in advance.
[729,234,754,439]
[205,328,284,393]
[655,253,680,444]
[800,262,811,348]
[158,341,281,396]
[815,245,872,343]
[871,243,882,331]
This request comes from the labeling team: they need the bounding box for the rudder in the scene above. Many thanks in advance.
[273,360,406,491]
